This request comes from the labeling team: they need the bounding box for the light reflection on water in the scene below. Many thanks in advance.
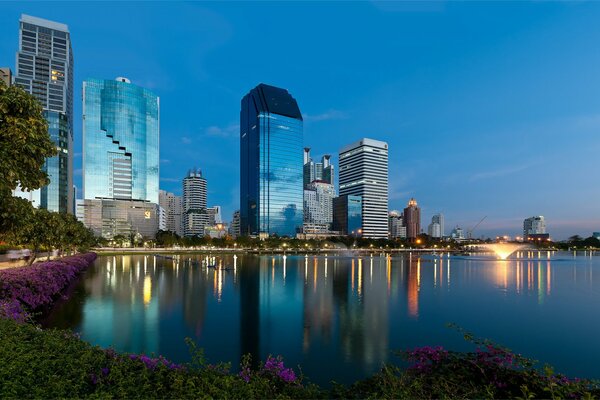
[44,252,600,386]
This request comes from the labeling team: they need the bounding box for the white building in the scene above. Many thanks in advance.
[303,181,335,230]
[158,190,183,236]
[523,216,546,238]
[207,206,222,225]
[230,210,241,238]
[183,169,209,237]
[389,210,406,239]
[451,226,465,240]
[339,138,388,239]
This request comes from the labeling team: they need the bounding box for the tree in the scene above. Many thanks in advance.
[0,80,56,197]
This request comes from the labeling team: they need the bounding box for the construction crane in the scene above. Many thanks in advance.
[467,216,487,239]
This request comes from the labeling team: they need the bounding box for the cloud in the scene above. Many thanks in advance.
[468,163,534,182]
[181,136,192,144]
[303,109,348,123]
[205,122,239,138]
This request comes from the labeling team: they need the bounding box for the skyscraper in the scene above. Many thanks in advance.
[428,213,444,238]
[230,210,241,238]
[523,216,548,241]
[389,210,406,239]
[339,138,388,238]
[403,198,421,240]
[240,83,303,237]
[183,169,209,237]
[83,77,159,204]
[333,195,362,236]
[303,148,334,188]
[159,190,183,236]
[303,181,336,231]
[14,15,74,213]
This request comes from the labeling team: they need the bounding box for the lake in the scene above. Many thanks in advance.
[44,251,600,386]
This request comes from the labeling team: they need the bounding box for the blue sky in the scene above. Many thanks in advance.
[1,1,599,239]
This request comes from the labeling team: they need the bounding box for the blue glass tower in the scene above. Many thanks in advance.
[83,77,159,204]
[240,84,303,237]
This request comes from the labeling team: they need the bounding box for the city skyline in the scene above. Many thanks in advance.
[1,3,600,239]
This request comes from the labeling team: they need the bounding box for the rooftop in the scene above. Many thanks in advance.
[20,14,69,33]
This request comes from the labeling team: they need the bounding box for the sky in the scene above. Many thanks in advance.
[1,1,599,240]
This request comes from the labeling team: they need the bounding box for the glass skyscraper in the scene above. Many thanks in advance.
[240,84,303,237]
[83,77,159,204]
[14,15,74,213]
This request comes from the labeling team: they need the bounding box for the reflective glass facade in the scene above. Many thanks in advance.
[240,84,303,237]
[333,195,362,236]
[14,15,74,214]
[83,78,159,204]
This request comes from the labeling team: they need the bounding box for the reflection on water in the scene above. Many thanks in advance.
[44,252,600,385]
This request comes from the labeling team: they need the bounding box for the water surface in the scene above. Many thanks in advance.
[45,252,600,385]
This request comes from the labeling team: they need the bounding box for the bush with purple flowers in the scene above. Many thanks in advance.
[0,253,97,322]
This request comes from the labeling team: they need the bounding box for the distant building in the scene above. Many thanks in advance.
[14,15,74,214]
[303,148,334,187]
[205,224,228,239]
[594,232,600,240]
[339,138,388,238]
[240,83,303,237]
[230,210,241,238]
[403,198,421,240]
[303,181,335,229]
[80,198,158,240]
[183,169,209,237]
[158,206,167,231]
[0,67,12,86]
[159,190,183,236]
[523,216,547,240]
[206,206,222,225]
[451,226,465,240]
[389,210,406,239]
[333,195,362,236]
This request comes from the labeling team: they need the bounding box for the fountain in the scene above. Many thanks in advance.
[476,243,531,260]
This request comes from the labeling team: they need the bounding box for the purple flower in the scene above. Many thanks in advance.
[101,367,110,377]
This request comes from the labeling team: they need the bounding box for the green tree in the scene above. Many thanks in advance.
[0,80,56,197]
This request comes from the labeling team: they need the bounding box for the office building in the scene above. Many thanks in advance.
[230,210,241,238]
[338,138,388,239]
[333,195,362,236]
[403,198,421,239]
[207,206,222,225]
[0,67,12,86]
[183,169,209,237]
[83,77,159,204]
[303,181,335,229]
[523,216,549,241]
[240,83,303,237]
[303,148,334,187]
[14,15,74,213]
[80,198,158,240]
[389,210,406,239]
[428,213,444,238]
[451,226,465,240]
[159,190,183,236]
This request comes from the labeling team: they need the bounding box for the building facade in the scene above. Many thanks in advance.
[403,198,421,239]
[451,226,465,240]
[80,198,158,240]
[14,15,74,213]
[158,190,183,236]
[523,216,547,241]
[389,210,407,239]
[303,181,335,229]
[240,83,303,237]
[333,195,362,236]
[183,169,209,237]
[303,148,334,187]
[83,77,159,204]
[339,138,388,238]
[427,213,444,238]
[230,210,241,238]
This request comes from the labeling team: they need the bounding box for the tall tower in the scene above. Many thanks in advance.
[240,83,303,237]
[14,14,74,213]
[183,169,208,237]
[403,198,421,240]
[83,77,159,204]
[338,138,388,238]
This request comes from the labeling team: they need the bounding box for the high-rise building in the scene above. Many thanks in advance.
[428,213,444,238]
[183,169,209,237]
[403,198,421,240]
[159,190,183,236]
[230,210,241,238]
[83,77,159,204]
[303,181,336,231]
[14,15,74,214]
[303,148,334,188]
[389,210,406,239]
[451,226,465,240]
[206,206,222,225]
[240,83,303,237]
[339,138,388,238]
[0,67,12,86]
[523,216,548,241]
[333,195,362,236]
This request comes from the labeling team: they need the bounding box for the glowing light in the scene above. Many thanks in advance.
[479,243,529,260]
[143,276,152,306]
